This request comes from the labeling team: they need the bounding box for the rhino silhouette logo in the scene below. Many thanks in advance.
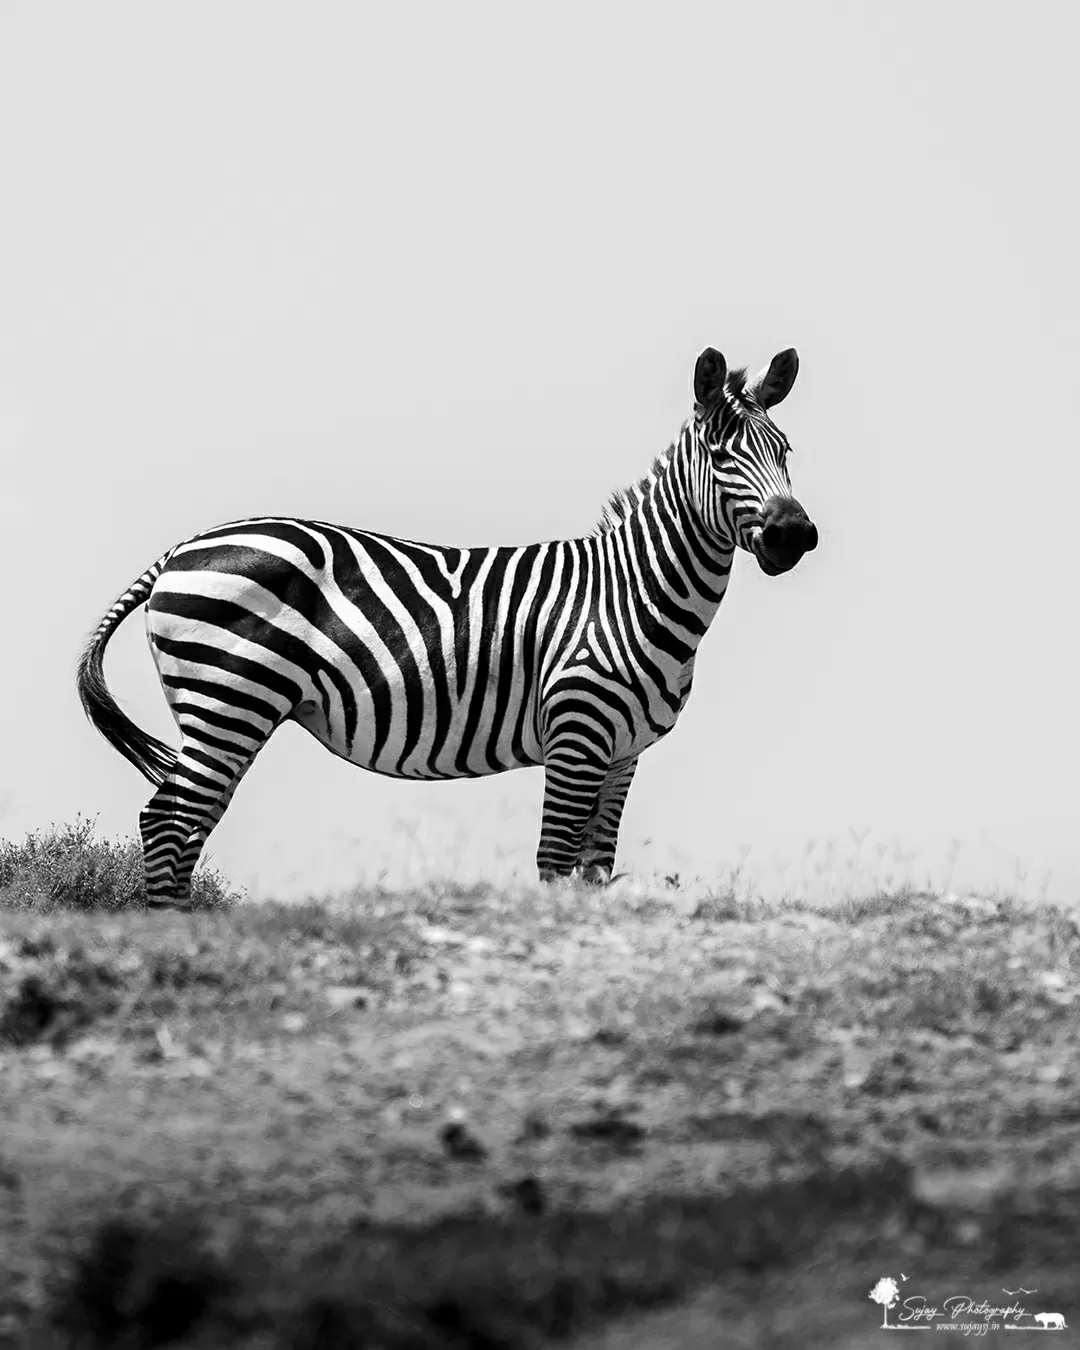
[1033,1312,1067,1329]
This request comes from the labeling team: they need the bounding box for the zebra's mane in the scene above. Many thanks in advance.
[595,440,680,534]
[594,367,750,533]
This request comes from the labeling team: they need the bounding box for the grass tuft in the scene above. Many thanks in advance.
[0,816,240,913]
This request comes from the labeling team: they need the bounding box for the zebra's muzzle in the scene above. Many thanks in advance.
[753,497,818,574]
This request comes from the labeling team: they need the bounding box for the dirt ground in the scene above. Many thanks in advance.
[1,880,1078,1347]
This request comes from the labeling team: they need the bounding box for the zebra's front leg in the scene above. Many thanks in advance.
[536,750,610,881]
[574,756,639,884]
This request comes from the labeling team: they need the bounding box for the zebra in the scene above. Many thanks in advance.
[78,347,817,909]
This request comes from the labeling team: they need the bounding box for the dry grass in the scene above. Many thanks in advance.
[1,825,1078,1347]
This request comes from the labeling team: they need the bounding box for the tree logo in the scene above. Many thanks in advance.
[869,1277,928,1330]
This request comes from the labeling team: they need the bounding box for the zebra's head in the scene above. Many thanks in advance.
[692,347,817,575]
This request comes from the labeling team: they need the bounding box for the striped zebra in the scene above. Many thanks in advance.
[78,347,817,909]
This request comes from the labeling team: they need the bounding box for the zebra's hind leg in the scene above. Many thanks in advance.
[168,766,252,908]
[535,749,610,882]
[574,756,639,885]
[139,721,271,911]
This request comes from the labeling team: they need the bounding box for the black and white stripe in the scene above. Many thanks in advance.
[78,347,816,907]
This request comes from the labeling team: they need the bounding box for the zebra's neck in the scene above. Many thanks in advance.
[606,426,735,659]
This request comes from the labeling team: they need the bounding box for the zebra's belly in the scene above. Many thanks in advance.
[292,688,544,780]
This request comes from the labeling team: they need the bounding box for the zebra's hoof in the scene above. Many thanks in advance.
[575,864,613,887]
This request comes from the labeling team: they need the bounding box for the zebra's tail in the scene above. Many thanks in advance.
[77,553,177,786]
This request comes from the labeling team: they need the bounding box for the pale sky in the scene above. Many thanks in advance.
[1,2,1077,902]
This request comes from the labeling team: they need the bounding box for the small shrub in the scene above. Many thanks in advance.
[0,816,240,913]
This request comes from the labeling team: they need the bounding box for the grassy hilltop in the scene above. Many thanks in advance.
[1,822,1078,1348]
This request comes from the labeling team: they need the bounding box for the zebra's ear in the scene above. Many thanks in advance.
[694,348,727,410]
[751,348,799,409]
